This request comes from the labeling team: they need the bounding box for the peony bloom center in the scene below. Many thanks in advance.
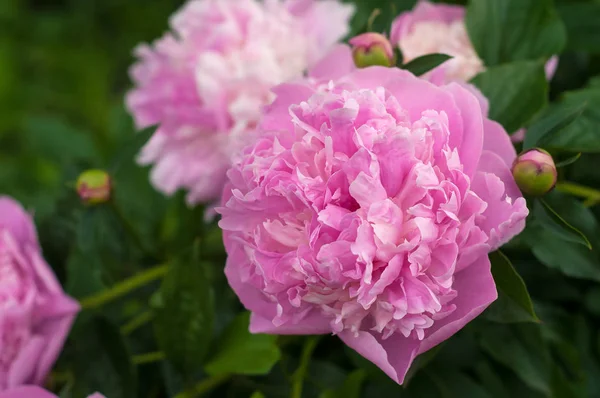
[222,85,495,340]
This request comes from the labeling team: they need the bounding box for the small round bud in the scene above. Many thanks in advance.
[349,32,395,68]
[512,149,557,196]
[76,169,112,205]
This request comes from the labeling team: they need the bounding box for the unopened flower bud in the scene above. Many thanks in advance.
[349,32,395,68]
[512,149,557,196]
[76,169,111,205]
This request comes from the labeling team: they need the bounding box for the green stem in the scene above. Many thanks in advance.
[132,351,165,365]
[291,336,321,398]
[80,264,168,310]
[555,182,600,208]
[174,373,231,398]
[121,310,153,335]
[556,182,600,200]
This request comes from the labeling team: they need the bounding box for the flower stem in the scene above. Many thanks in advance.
[291,336,321,398]
[121,310,154,335]
[80,264,168,310]
[132,351,165,365]
[555,182,600,207]
[174,373,231,398]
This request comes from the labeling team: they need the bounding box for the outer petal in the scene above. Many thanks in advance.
[287,0,355,65]
[443,83,484,177]
[418,254,497,354]
[339,329,421,384]
[249,311,331,335]
[33,297,80,385]
[482,119,517,168]
[0,197,38,246]
[0,386,57,398]
[472,151,528,250]
[6,337,45,388]
[308,44,355,82]
[455,82,516,167]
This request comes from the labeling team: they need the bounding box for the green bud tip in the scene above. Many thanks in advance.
[512,148,557,197]
[76,169,111,205]
[349,32,395,68]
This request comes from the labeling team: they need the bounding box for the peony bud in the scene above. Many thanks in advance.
[349,32,395,68]
[512,149,557,196]
[76,169,112,205]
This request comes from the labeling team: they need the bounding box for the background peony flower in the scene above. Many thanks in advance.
[391,0,558,85]
[218,48,528,384]
[0,386,104,398]
[0,197,79,391]
[391,0,558,142]
[126,0,354,205]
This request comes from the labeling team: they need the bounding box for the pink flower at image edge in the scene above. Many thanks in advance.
[0,197,79,391]
[0,386,103,398]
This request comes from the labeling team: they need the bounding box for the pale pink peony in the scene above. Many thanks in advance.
[218,48,528,384]
[0,386,104,398]
[391,1,483,83]
[126,0,354,205]
[0,197,79,391]
[391,0,559,85]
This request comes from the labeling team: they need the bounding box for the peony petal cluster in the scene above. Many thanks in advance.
[0,386,104,398]
[126,0,354,205]
[218,49,528,384]
[0,197,79,391]
[391,0,558,85]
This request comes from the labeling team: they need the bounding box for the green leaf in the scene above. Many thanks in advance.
[465,0,566,66]
[525,192,600,281]
[523,101,587,151]
[471,61,548,133]
[320,370,366,398]
[431,371,493,398]
[250,392,266,398]
[529,87,600,153]
[524,223,600,282]
[23,116,100,165]
[536,198,592,249]
[204,312,281,376]
[485,251,538,323]
[557,3,600,53]
[347,0,417,36]
[478,323,551,395]
[68,317,137,398]
[152,244,215,376]
[400,54,452,76]
[555,153,581,169]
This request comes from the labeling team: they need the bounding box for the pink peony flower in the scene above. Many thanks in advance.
[0,386,104,398]
[126,0,354,205]
[218,48,528,384]
[391,0,558,85]
[0,197,79,391]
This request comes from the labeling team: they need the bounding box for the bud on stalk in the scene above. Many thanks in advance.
[512,149,557,197]
[349,32,395,68]
[76,169,112,205]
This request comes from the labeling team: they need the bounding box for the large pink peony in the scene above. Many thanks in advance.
[126,0,354,205]
[0,386,104,398]
[218,48,528,384]
[0,197,79,391]
[391,0,558,85]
